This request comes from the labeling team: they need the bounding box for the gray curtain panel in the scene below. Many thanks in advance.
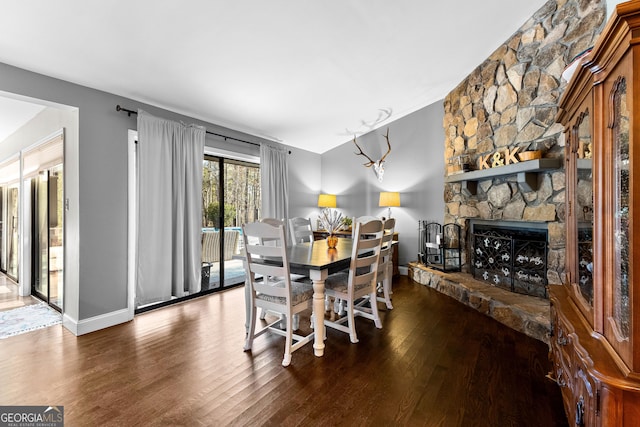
[260,143,289,221]
[136,110,205,306]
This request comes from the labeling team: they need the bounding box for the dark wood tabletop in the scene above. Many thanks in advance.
[288,237,353,275]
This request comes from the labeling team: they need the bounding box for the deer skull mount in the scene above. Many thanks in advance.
[353,128,391,182]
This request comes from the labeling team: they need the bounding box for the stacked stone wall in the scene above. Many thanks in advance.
[442,0,606,284]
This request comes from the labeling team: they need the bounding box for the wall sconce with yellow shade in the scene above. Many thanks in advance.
[379,191,400,219]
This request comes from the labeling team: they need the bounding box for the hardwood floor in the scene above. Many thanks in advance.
[0,274,40,312]
[1,276,567,426]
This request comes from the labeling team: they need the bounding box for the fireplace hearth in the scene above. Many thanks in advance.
[470,220,548,299]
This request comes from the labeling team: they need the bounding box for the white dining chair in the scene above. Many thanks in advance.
[288,217,314,245]
[256,218,305,329]
[351,215,379,239]
[242,221,315,367]
[260,217,287,245]
[376,217,396,309]
[323,218,384,343]
[330,215,381,317]
[326,215,381,316]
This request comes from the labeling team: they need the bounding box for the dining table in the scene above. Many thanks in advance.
[240,236,354,357]
[287,237,354,356]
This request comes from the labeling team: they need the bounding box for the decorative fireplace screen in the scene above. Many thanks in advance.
[418,221,461,272]
[471,222,548,298]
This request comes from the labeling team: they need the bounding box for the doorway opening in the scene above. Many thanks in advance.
[0,130,64,312]
[25,131,64,311]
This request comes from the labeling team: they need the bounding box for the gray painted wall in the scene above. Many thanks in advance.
[0,62,277,325]
[319,102,445,266]
[286,146,322,221]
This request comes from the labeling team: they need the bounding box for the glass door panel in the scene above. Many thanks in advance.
[7,185,19,281]
[201,156,260,290]
[223,160,260,287]
[612,77,630,340]
[576,111,594,306]
[49,165,63,308]
[202,158,221,290]
[30,165,63,310]
[33,171,49,300]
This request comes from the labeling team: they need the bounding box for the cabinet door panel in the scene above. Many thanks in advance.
[602,59,634,369]
[566,97,596,325]
[576,111,595,309]
[611,75,630,341]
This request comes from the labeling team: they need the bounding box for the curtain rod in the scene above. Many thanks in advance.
[116,105,264,148]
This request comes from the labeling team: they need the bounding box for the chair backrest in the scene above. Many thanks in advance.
[261,218,284,227]
[352,215,379,239]
[348,219,384,293]
[259,218,286,246]
[288,217,313,245]
[378,218,396,275]
[242,221,292,302]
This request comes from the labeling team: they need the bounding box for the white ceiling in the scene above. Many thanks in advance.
[0,0,548,153]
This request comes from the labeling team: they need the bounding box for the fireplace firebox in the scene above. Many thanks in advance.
[470,220,548,299]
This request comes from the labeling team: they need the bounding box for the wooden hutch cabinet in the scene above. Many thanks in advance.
[553,1,640,425]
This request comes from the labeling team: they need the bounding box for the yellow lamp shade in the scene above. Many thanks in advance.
[379,191,400,207]
[317,193,337,208]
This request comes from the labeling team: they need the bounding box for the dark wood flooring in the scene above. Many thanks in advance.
[1,276,567,426]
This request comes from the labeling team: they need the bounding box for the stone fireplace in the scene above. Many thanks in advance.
[441,0,606,287]
[409,0,607,342]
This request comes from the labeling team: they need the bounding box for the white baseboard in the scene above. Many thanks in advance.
[62,308,133,336]
[398,266,408,276]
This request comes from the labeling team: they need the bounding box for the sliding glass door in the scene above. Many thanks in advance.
[202,155,260,290]
[31,165,63,309]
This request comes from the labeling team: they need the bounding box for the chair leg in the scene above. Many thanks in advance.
[338,298,346,316]
[383,277,393,309]
[292,314,300,331]
[370,292,382,329]
[347,303,359,344]
[244,280,251,333]
[282,311,293,367]
[276,314,299,330]
[244,305,257,351]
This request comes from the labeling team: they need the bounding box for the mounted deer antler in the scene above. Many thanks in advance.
[352,128,391,182]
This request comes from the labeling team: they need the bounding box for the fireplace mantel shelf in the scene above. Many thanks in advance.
[444,158,562,195]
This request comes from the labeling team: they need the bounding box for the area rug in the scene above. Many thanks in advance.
[0,303,61,339]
